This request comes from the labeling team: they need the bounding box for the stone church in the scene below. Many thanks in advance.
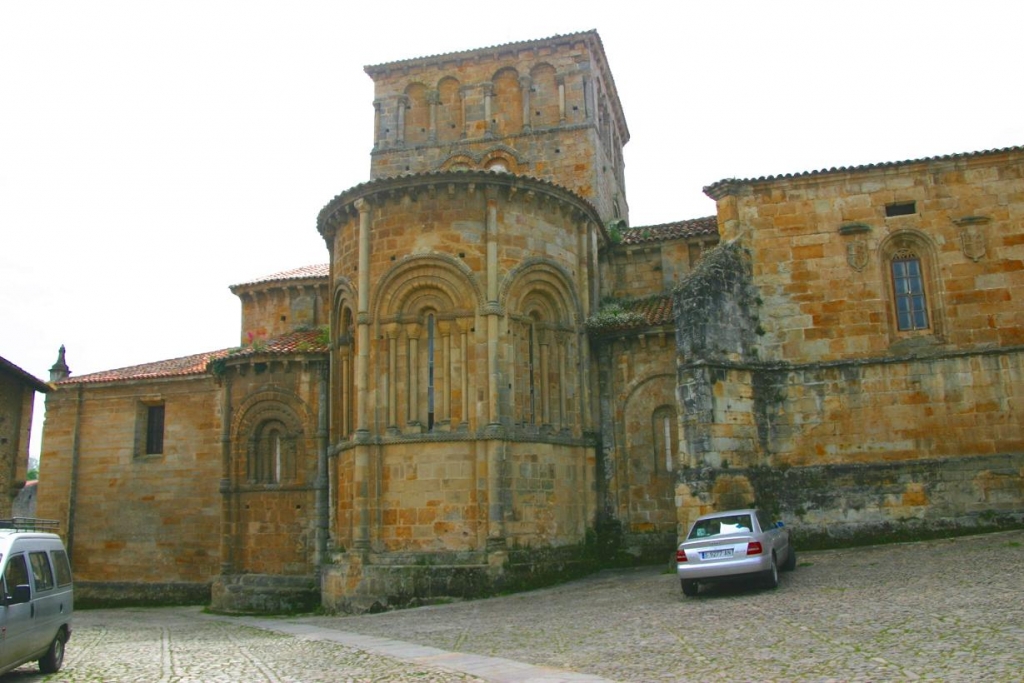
[38,31,1024,612]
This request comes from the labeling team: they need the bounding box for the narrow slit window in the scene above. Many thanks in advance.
[886,201,916,217]
[426,314,435,430]
[145,404,165,455]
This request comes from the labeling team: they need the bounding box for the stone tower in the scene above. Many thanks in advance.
[317,32,625,611]
[364,31,629,224]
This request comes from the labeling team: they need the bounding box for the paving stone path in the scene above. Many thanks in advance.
[5,530,1022,682]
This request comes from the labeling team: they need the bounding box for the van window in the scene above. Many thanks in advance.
[29,551,54,592]
[4,554,30,595]
[51,549,72,587]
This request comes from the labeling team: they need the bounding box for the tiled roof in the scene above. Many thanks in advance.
[620,217,718,245]
[587,295,675,335]
[704,145,1024,198]
[224,328,329,360]
[364,31,599,74]
[230,264,328,290]
[56,330,329,386]
[0,355,50,392]
[57,349,232,385]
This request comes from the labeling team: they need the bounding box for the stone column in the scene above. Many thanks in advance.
[439,320,451,426]
[482,82,494,138]
[485,186,500,427]
[355,199,371,434]
[407,324,420,427]
[460,323,469,428]
[218,375,233,574]
[459,86,470,139]
[352,198,372,551]
[557,75,566,124]
[386,325,399,433]
[558,333,567,430]
[396,95,409,147]
[428,90,439,143]
[519,75,532,132]
[540,330,551,426]
[372,99,382,148]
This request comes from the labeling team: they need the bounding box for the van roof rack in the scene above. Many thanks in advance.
[0,518,60,532]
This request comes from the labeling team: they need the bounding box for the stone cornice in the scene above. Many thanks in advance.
[316,170,604,242]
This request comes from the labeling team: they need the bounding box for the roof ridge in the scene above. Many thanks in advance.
[704,145,1024,197]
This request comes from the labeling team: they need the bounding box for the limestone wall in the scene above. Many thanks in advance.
[233,280,329,347]
[711,149,1024,363]
[0,368,35,517]
[38,376,223,592]
[365,32,628,223]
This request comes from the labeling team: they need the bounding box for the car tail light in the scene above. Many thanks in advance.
[746,541,763,555]
[676,549,688,563]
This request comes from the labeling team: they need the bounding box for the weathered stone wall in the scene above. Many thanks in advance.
[0,367,35,517]
[604,240,707,299]
[365,32,627,224]
[676,453,1024,544]
[233,280,329,347]
[595,334,678,558]
[711,148,1024,363]
[38,376,223,599]
[677,149,1024,540]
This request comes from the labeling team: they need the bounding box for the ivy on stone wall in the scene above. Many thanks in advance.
[673,240,760,361]
[585,296,648,332]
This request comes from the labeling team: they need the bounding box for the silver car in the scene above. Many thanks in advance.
[676,508,795,596]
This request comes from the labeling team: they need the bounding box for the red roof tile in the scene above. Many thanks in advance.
[704,145,1024,198]
[230,264,328,290]
[586,295,675,334]
[621,217,718,245]
[57,330,329,386]
[57,349,232,385]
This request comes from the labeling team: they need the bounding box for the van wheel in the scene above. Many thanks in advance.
[39,628,66,674]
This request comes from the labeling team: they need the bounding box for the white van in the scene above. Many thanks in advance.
[0,520,73,675]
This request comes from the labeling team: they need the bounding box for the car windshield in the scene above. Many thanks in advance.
[688,513,754,539]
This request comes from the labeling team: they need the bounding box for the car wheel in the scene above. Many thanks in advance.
[763,553,780,589]
[782,545,797,571]
[39,628,66,674]
[681,580,699,597]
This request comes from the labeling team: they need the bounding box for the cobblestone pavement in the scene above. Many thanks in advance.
[5,530,1023,682]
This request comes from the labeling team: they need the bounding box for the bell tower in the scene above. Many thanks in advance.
[364,31,630,224]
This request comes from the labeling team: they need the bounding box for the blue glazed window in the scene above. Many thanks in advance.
[891,251,929,331]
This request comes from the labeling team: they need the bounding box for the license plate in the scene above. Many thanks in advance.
[700,549,733,560]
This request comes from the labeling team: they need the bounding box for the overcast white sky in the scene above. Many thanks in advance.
[2,1,1022,460]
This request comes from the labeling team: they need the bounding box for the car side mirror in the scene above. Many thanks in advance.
[9,585,31,605]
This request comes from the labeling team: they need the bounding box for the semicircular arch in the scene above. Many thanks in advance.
[373,253,484,321]
[501,258,581,326]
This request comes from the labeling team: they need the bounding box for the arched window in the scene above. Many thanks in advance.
[891,248,929,331]
[880,231,941,340]
[527,319,538,424]
[426,313,436,430]
[403,83,429,144]
[250,419,294,484]
[652,405,677,473]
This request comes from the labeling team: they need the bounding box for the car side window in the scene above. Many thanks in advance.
[51,550,73,587]
[29,551,55,592]
[756,510,770,531]
[4,554,30,596]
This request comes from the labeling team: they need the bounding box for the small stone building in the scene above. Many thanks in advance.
[38,31,1024,612]
[0,355,49,518]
